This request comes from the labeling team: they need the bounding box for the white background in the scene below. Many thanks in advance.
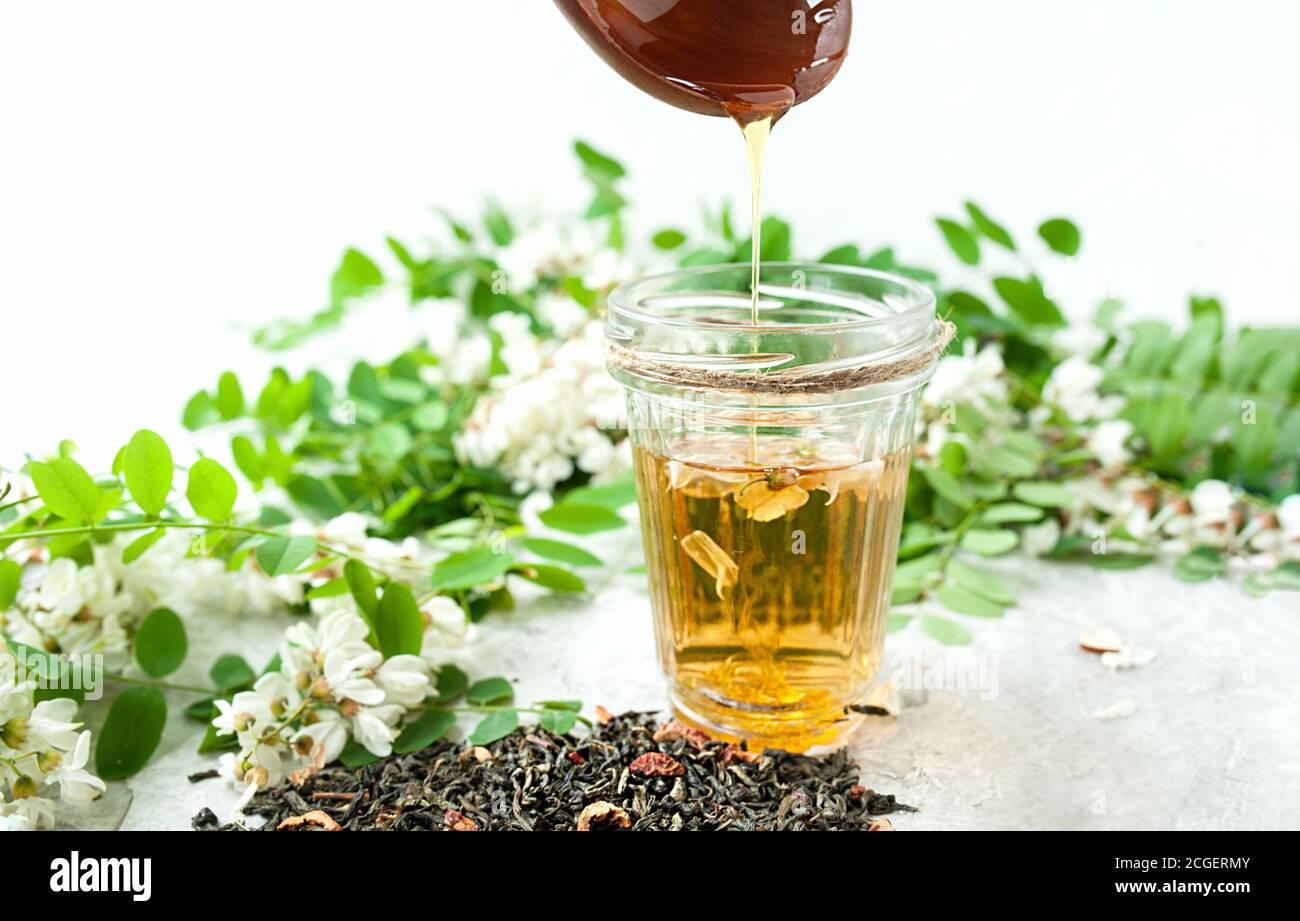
[3,0,1298,464]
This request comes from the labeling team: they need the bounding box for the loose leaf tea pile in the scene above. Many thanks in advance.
[204,711,913,831]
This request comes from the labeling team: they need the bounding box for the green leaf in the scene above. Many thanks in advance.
[964,202,1016,250]
[122,527,166,564]
[652,229,687,250]
[134,607,187,677]
[1174,547,1226,583]
[539,708,578,734]
[536,699,582,712]
[306,577,349,600]
[519,537,602,568]
[960,529,1020,556]
[344,559,380,619]
[538,502,625,534]
[330,247,384,304]
[920,466,974,510]
[365,423,413,466]
[95,687,167,780]
[512,563,585,593]
[255,535,317,576]
[936,584,1005,618]
[921,614,972,646]
[972,444,1039,479]
[469,709,518,745]
[466,676,513,706]
[891,583,922,605]
[1012,481,1075,507]
[993,276,1066,326]
[563,474,637,509]
[936,218,980,265]
[209,654,256,692]
[121,429,173,517]
[434,664,469,703]
[1273,561,1300,591]
[977,502,1045,525]
[430,545,513,591]
[410,401,449,432]
[215,371,245,420]
[394,710,455,754]
[574,140,626,180]
[29,458,102,524]
[947,559,1014,605]
[182,391,221,431]
[1038,218,1081,256]
[230,435,265,487]
[887,613,912,632]
[0,559,19,609]
[374,583,424,657]
[186,458,237,521]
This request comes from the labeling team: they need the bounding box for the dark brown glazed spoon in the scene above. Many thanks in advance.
[555,0,852,123]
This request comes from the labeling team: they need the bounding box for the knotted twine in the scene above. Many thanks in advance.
[605,319,956,395]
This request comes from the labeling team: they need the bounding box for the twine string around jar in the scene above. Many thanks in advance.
[605,319,956,395]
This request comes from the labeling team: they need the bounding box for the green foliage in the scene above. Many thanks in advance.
[254,535,317,576]
[133,608,187,677]
[29,457,101,525]
[373,583,424,657]
[430,546,512,591]
[95,688,167,780]
[186,458,237,521]
[121,429,174,517]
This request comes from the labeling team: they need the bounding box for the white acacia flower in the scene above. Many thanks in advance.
[42,731,105,805]
[322,647,384,706]
[1041,356,1124,422]
[537,291,590,336]
[421,595,470,655]
[252,672,301,719]
[349,704,403,757]
[1021,518,1062,556]
[0,795,55,830]
[1277,495,1300,537]
[374,655,431,709]
[212,690,274,740]
[923,344,1007,411]
[291,711,348,766]
[1189,479,1234,526]
[318,512,371,550]
[34,558,84,619]
[23,698,81,752]
[1088,419,1134,469]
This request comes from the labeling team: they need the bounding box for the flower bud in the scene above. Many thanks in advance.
[12,774,38,799]
[310,678,331,699]
[38,750,63,773]
[233,711,255,733]
[243,766,270,789]
[0,717,28,749]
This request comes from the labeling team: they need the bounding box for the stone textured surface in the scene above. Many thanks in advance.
[70,537,1298,831]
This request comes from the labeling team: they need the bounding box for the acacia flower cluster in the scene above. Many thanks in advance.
[0,647,105,830]
[214,608,432,812]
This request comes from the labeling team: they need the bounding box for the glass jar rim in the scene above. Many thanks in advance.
[607,260,937,334]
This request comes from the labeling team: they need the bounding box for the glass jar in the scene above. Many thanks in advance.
[606,261,943,750]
